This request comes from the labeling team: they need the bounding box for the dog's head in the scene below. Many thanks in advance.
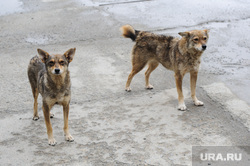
[37,48,76,75]
[178,29,209,52]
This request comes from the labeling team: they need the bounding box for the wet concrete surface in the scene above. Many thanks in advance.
[0,0,249,165]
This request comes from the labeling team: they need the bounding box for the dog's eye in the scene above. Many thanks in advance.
[48,61,55,66]
[203,37,207,40]
[60,61,65,65]
[193,38,199,42]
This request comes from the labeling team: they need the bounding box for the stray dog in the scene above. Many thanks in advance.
[28,48,76,145]
[120,25,209,110]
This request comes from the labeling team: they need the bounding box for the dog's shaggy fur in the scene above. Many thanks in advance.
[28,48,76,145]
[121,25,209,110]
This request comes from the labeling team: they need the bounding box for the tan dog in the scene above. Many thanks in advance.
[120,25,209,110]
[27,48,76,145]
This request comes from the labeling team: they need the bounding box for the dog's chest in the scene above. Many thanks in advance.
[177,58,201,74]
[43,82,71,105]
[55,92,68,102]
[188,59,200,70]
[46,92,70,106]
[185,56,201,71]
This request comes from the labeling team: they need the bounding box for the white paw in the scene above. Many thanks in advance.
[65,134,74,142]
[146,84,154,90]
[50,113,54,118]
[178,103,187,111]
[194,100,204,106]
[33,116,39,121]
[48,138,57,146]
[125,87,131,92]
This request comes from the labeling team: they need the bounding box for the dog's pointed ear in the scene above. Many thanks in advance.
[37,49,50,63]
[203,29,210,35]
[64,48,76,63]
[178,31,190,38]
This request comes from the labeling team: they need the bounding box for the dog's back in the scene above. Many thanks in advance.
[27,56,45,96]
[121,25,177,70]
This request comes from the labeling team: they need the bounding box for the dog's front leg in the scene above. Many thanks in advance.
[42,103,56,146]
[63,103,74,142]
[175,72,186,110]
[190,71,204,106]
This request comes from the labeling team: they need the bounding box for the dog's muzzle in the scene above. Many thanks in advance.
[202,45,207,51]
[54,69,60,74]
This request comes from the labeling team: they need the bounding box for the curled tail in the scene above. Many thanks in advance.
[120,24,140,41]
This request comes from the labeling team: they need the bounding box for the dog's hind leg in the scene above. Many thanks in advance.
[63,103,74,142]
[190,71,204,106]
[32,87,39,121]
[126,61,147,91]
[145,60,159,89]
[28,69,40,120]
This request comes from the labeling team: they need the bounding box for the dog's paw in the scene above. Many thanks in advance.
[50,113,54,118]
[178,103,187,111]
[48,138,57,146]
[125,87,131,92]
[146,84,154,90]
[65,134,74,142]
[32,116,39,121]
[194,100,204,106]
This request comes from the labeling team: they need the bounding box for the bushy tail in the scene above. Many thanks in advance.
[120,24,139,41]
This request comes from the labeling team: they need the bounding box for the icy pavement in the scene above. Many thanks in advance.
[0,0,23,16]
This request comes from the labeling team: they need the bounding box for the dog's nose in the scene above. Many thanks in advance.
[202,45,207,50]
[55,69,60,74]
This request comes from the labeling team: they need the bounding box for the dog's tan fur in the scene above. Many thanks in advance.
[28,48,76,145]
[121,25,209,110]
